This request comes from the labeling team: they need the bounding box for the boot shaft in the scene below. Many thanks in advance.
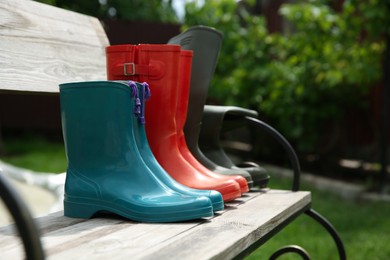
[106,44,183,148]
[106,44,181,122]
[168,26,223,138]
[176,50,193,132]
[106,44,181,84]
[60,81,138,171]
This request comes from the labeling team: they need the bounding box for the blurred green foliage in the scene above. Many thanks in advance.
[33,0,389,154]
[1,136,67,173]
[184,0,389,152]
[34,0,178,23]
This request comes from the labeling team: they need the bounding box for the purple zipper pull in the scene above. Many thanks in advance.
[143,82,151,100]
[127,81,141,117]
[138,82,151,124]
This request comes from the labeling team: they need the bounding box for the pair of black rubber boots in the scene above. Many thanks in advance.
[168,26,270,189]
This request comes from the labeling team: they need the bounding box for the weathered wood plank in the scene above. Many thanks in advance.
[0,0,109,93]
[137,190,311,260]
[0,190,311,259]
[46,219,202,259]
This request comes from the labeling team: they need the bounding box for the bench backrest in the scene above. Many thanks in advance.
[0,0,109,93]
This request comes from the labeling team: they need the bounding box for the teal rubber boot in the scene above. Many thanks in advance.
[130,81,224,211]
[60,81,213,222]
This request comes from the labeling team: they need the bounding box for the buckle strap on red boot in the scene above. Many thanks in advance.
[113,61,165,79]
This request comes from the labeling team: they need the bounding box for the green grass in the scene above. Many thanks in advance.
[1,136,389,259]
[0,136,67,173]
[247,177,390,260]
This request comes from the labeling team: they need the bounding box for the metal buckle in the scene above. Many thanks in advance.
[124,63,135,76]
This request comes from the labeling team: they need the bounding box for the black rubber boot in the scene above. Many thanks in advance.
[168,26,255,187]
[169,25,269,188]
[200,105,270,188]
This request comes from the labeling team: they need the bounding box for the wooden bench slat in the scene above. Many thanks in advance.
[0,190,310,259]
[138,190,310,260]
[0,0,109,93]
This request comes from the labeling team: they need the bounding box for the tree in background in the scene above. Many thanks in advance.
[35,0,178,23]
[184,0,389,158]
[33,0,390,170]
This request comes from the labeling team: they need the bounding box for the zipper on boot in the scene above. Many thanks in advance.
[128,80,151,125]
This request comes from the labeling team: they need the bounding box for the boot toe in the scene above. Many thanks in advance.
[208,190,224,211]
[130,194,214,222]
[231,175,249,194]
[210,180,241,202]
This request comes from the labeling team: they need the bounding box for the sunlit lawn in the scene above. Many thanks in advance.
[1,136,389,259]
[247,177,390,260]
[1,136,67,173]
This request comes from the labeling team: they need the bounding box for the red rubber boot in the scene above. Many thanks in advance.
[106,44,241,202]
[176,50,249,194]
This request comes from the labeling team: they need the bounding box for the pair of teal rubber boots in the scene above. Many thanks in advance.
[60,80,224,222]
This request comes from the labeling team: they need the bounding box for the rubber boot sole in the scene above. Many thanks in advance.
[64,196,213,223]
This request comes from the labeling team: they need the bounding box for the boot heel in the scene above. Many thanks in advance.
[64,200,99,219]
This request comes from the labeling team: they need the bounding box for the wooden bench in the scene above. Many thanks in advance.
[0,0,345,259]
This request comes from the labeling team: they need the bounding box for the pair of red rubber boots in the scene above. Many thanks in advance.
[106,44,248,202]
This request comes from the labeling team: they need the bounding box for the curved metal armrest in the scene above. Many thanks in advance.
[243,116,301,191]
[240,117,346,259]
[0,171,45,260]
